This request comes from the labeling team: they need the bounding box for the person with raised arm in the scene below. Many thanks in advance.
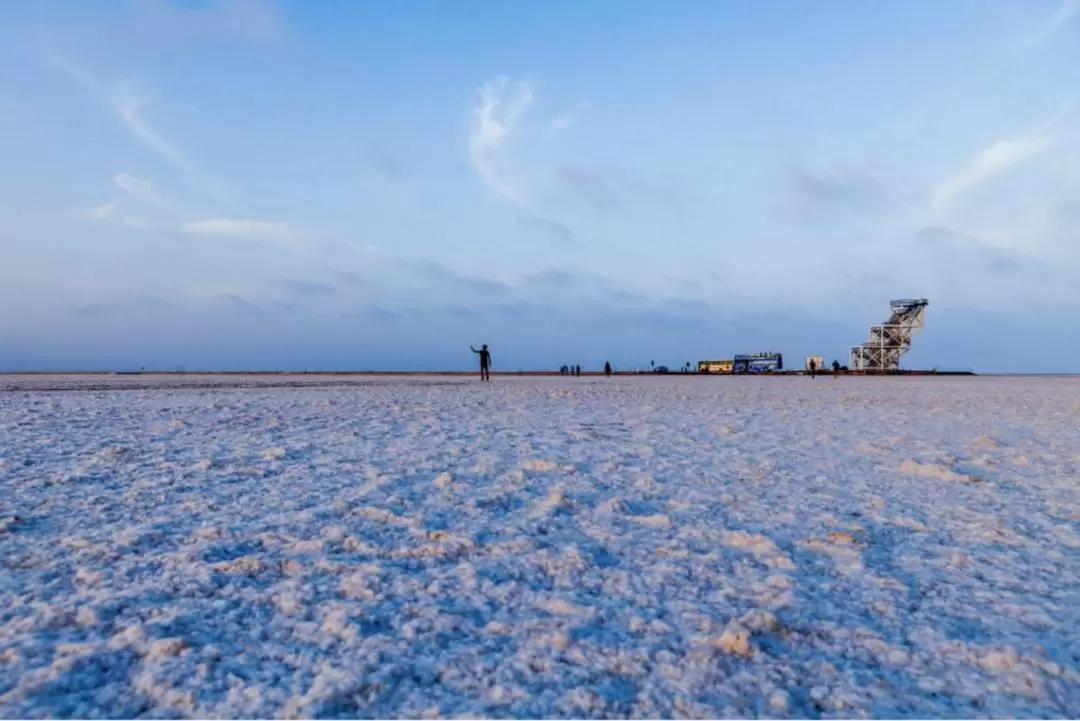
[470,344,492,382]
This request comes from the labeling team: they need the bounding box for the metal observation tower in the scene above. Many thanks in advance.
[850,299,928,372]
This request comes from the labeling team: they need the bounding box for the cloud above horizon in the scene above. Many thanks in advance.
[469,75,534,203]
[930,107,1071,209]
[111,82,189,169]
[3,0,1080,372]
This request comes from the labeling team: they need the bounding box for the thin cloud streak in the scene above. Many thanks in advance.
[181,218,294,242]
[47,50,235,206]
[110,82,188,169]
[85,202,118,220]
[83,200,153,229]
[1016,0,1080,51]
[112,173,184,214]
[930,107,1072,208]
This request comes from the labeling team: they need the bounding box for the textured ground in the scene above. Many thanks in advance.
[1,375,1078,718]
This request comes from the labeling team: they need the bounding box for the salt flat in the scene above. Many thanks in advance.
[1,375,1078,718]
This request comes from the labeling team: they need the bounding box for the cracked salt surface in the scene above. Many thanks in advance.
[1,374,1079,718]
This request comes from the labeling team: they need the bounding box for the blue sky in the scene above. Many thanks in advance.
[1,0,1079,372]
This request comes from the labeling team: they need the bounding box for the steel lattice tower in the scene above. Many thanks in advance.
[850,299,928,372]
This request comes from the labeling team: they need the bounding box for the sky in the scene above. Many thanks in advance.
[1,0,1079,372]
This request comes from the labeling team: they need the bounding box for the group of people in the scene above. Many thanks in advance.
[561,363,615,377]
[807,358,845,378]
[476,345,845,381]
[472,344,614,381]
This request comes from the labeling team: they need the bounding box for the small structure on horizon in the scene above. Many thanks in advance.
[849,298,928,372]
[698,359,734,373]
[733,352,783,374]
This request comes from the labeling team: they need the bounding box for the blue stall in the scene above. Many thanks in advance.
[733,352,783,373]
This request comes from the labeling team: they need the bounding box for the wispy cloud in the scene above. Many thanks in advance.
[83,199,153,229]
[82,172,299,245]
[467,75,581,247]
[933,137,1049,207]
[112,173,184,214]
[83,173,185,230]
[48,51,232,206]
[49,52,186,168]
[181,218,295,243]
[54,51,302,247]
[110,82,187,169]
[45,50,99,94]
[469,76,534,202]
[1017,0,1080,51]
[931,107,1072,208]
[85,202,118,220]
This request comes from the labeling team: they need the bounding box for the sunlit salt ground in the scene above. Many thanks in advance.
[1,375,1079,719]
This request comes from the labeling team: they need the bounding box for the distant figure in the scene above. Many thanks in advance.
[470,344,491,382]
[604,361,612,378]
[832,360,841,378]
[575,365,581,377]
[808,358,817,378]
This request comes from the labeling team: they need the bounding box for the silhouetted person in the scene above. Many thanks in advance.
[471,344,491,381]
[575,365,581,377]
[832,360,841,378]
[604,361,612,378]
[809,358,817,378]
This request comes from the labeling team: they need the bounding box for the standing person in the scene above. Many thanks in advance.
[575,365,581,377]
[604,361,612,378]
[809,358,817,378]
[832,360,840,378]
[470,344,492,382]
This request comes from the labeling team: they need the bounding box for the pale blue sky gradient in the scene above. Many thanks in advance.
[2,0,1079,372]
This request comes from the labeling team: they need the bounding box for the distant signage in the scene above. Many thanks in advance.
[733,353,783,373]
